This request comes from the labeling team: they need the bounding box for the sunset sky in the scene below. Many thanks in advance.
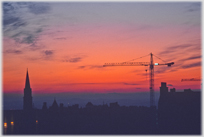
[3,2,201,94]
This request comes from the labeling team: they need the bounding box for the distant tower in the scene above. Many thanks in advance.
[42,102,47,110]
[49,99,59,112]
[23,69,33,110]
[160,82,168,95]
[51,99,59,109]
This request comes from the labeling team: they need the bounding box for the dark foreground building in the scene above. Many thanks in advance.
[3,71,201,135]
[158,82,201,134]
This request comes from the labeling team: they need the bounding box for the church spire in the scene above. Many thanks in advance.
[25,69,30,89]
[23,69,32,110]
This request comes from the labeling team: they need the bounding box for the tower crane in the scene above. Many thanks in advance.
[103,53,174,107]
[181,78,201,82]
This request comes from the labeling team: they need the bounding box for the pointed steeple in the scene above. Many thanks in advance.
[23,69,32,110]
[25,69,30,89]
[52,98,58,108]
[50,98,59,111]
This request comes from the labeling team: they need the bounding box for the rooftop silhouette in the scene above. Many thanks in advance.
[3,71,201,135]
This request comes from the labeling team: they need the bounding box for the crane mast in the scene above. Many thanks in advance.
[103,53,174,107]
[150,53,155,106]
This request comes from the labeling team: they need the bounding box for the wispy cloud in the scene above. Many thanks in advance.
[3,3,26,30]
[21,34,36,44]
[24,57,43,62]
[28,2,51,15]
[179,55,201,62]
[55,37,67,40]
[78,65,104,70]
[23,52,54,62]
[78,66,86,69]
[185,2,201,12]
[156,41,201,74]
[3,2,51,47]
[41,50,55,61]
[159,44,193,56]
[29,44,45,51]
[63,57,82,63]
[69,57,82,63]
[89,65,104,69]
[181,62,201,69]
[154,67,171,74]
[123,83,139,86]
[4,49,23,54]
[44,50,54,56]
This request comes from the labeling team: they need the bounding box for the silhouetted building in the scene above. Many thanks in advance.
[86,102,94,108]
[59,103,64,113]
[110,102,119,108]
[184,88,193,92]
[49,99,59,111]
[3,70,36,134]
[23,69,33,110]
[170,88,175,92]
[71,104,79,109]
[158,82,201,134]
[42,102,47,110]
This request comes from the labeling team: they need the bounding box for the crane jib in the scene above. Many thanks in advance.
[104,62,150,66]
[103,53,174,107]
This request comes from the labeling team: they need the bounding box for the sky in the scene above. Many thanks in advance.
[3,2,201,95]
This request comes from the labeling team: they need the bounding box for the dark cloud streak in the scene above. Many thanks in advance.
[44,50,54,56]
[159,44,192,55]
[3,2,51,49]
[78,66,86,69]
[28,3,51,15]
[21,35,36,44]
[4,49,23,54]
[90,65,104,69]
[78,65,104,70]
[186,2,201,12]
[181,62,201,69]
[63,57,82,63]
[123,83,139,86]
[157,41,201,74]
[55,37,67,40]
[179,55,201,62]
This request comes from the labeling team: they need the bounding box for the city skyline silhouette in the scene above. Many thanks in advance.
[3,70,201,134]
